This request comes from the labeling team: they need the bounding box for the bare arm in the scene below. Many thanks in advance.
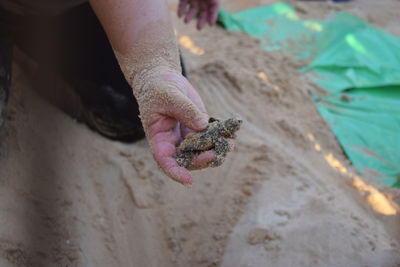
[90,0,173,54]
[89,0,214,185]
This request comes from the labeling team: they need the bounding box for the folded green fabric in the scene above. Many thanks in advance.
[219,3,400,187]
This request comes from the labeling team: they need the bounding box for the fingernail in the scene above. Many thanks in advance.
[194,118,208,129]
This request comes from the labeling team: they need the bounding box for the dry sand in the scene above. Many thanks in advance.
[0,0,399,266]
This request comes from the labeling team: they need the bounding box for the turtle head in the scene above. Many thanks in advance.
[220,118,242,138]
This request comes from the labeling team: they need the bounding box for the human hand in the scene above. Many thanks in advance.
[177,0,220,30]
[137,70,215,185]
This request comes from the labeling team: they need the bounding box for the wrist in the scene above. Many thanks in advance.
[131,67,182,101]
[113,22,181,91]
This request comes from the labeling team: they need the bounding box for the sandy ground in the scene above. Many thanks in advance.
[0,0,399,266]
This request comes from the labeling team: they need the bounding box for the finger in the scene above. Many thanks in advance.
[187,150,216,170]
[162,158,194,185]
[185,82,207,114]
[147,115,180,139]
[184,1,198,24]
[180,125,194,138]
[174,122,184,143]
[178,0,189,18]
[197,2,208,30]
[197,10,208,30]
[208,0,219,25]
[162,90,209,131]
[158,73,208,123]
[151,131,193,185]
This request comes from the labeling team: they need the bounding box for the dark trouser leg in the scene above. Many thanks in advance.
[10,4,145,142]
[6,3,187,142]
[180,54,187,77]
[0,25,12,129]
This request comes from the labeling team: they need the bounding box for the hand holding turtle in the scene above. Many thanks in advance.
[137,70,217,185]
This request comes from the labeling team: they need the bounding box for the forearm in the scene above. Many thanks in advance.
[89,0,214,185]
[89,0,181,86]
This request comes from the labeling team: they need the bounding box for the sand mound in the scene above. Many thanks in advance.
[0,1,399,266]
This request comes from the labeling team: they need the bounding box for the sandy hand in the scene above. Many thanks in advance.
[137,70,216,185]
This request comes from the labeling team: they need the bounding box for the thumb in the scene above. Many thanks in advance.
[164,91,209,131]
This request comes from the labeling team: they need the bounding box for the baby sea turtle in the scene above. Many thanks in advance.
[177,117,242,168]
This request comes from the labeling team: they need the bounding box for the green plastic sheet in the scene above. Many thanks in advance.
[218,3,400,187]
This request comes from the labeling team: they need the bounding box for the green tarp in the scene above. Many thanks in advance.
[218,2,400,187]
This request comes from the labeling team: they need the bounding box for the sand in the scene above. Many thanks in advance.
[0,0,399,266]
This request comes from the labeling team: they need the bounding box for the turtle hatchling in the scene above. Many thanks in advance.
[177,118,242,168]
